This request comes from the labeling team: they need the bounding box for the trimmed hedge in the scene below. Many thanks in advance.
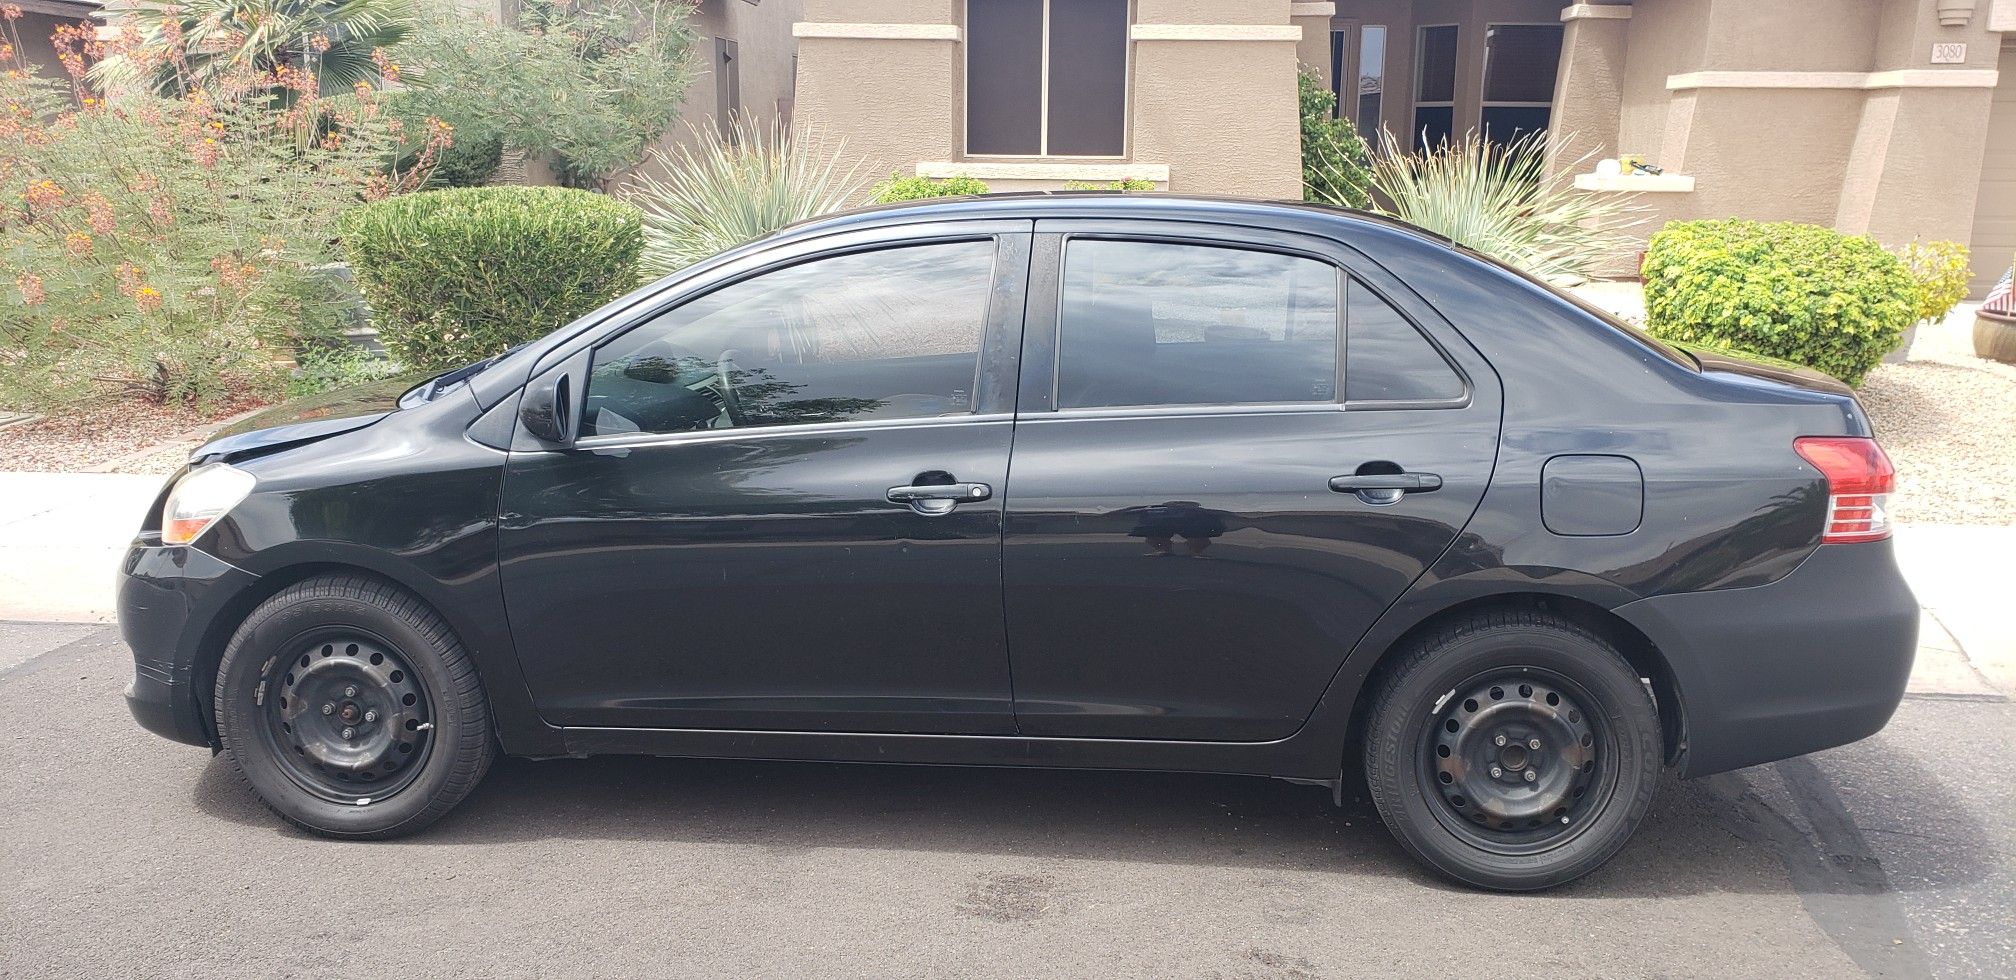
[871,173,988,203]
[1643,219,1915,387]
[340,187,642,370]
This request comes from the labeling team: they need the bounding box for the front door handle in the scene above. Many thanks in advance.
[1329,471,1442,505]
[887,482,992,515]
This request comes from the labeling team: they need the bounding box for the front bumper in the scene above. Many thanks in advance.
[119,540,260,747]
[1615,540,1918,778]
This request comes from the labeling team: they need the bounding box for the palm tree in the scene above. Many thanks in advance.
[91,0,417,97]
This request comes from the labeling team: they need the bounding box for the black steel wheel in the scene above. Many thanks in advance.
[215,574,494,838]
[1363,608,1662,891]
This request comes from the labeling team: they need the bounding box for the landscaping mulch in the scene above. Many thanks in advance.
[0,395,270,475]
[1859,320,2016,527]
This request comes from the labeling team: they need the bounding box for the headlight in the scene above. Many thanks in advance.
[161,464,257,546]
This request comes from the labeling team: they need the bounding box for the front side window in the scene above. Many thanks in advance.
[583,241,996,437]
[966,0,1129,156]
[1055,240,1340,410]
[1481,24,1563,145]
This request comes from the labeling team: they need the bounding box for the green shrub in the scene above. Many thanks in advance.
[872,173,989,202]
[339,187,642,370]
[1063,178,1155,191]
[1643,219,1916,386]
[287,342,405,397]
[1299,67,1373,209]
[1897,239,1971,324]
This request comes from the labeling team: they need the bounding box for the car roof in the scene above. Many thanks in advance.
[768,192,1456,248]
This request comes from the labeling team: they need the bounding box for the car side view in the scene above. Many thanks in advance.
[119,195,1918,891]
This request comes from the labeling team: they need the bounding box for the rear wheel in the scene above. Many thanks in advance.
[214,573,494,838]
[1362,609,1662,891]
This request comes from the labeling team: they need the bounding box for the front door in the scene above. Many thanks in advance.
[500,232,1030,734]
[1003,223,1501,741]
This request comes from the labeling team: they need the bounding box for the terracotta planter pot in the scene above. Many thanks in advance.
[1975,310,2016,365]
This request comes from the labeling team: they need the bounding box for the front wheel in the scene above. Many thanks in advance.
[214,574,494,837]
[1362,609,1663,891]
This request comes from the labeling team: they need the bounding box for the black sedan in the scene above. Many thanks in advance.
[119,195,1917,890]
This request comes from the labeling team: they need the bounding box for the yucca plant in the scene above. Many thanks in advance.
[1315,130,1642,283]
[626,119,868,276]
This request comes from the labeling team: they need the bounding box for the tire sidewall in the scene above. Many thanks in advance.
[217,588,475,837]
[1369,625,1662,890]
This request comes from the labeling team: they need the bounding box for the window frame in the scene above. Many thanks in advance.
[1411,23,1460,149]
[962,0,1133,160]
[1479,22,1564,144]
[561,231,1028,451]
[1018,223,1471,421]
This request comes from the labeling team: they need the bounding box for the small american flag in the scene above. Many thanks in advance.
[1986,265,2015,316]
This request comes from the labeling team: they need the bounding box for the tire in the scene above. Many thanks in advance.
[213,573,495,838]
[1362,609,1662,891]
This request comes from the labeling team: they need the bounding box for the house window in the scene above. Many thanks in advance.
[1325,25,1386,148]
[1481,24,1562,146]
[714,38,741,142]
[1413,25,1458,149]
[966,0,1129,157]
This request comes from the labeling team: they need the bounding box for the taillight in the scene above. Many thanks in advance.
[1793,437,1895,543]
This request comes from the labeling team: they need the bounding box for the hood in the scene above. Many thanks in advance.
[192,373,430,462]
[1681,346,1855,397]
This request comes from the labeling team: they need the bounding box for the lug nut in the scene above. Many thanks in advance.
[341,727,356,740]
[364,710,377,723]
[1490,766,1504,778]
[321,703,335,716]
[1494,734,1507,747]
[1529,738,1542,751]
[344,685,359,698]
[1524,770,1538,782]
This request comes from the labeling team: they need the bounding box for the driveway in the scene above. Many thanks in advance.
[1,623,2011,978]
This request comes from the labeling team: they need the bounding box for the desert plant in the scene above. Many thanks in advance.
[0,11,439,410]
[89,0,418,97]
[871,173,988,202]
[286,340,403,396]
[626,118,867,276]
[1342,130,1641,283]
[1299,67,1373,209]
[1063,178,1155,191]
[1643,219,1916,386]
[339,186,642,370]
[391,0,697,188]
[1897,239,1971,324]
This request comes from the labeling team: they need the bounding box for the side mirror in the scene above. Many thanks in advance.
[519,373,573,445]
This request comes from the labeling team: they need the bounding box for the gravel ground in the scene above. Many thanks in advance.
[0,396,267,475]
[1859,308,2016,526]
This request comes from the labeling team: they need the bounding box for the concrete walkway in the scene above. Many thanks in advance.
[0,470,2006,700]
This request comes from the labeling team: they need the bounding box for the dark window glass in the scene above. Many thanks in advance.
[1056,241,1339,409]
[714,38,740,142]
[1412,105,1455,149]
[966,0,1044,154]
[584,242,996,436]
[1329,29,1347,119]
[1483,24,1563,104]
[1480,105,1552,146]
[1345,280,1463,402]
[1415,25,1458,103]
[1357,26,1387,147]
[1045,0,1128,156]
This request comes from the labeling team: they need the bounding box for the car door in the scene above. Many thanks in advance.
[499,228,1031,734]
[1003,221,1502,741]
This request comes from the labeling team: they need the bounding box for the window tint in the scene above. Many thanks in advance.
[1056,240,1339,409]
[583,242,995,437]
[1345,280,1464,401]
[967,0,1128,156]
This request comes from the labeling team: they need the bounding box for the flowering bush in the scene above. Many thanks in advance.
[0,7,444,409]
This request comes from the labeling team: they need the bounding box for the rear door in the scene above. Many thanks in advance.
[1003,221,1501,741]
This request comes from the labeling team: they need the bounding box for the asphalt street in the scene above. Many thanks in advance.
[2,623,2010,979]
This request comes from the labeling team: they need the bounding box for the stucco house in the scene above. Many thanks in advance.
[791,0,2015,293]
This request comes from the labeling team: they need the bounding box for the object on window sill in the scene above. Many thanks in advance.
[1575,160,1694,193]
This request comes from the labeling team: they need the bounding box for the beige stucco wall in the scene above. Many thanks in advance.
[623,0,805,186]
[791,0,1302,198]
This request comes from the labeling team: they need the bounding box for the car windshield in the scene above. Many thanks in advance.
[1452,244,1699,370]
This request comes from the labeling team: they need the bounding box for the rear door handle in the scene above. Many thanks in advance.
[1328,473,1443,493]
[887,482,992,515]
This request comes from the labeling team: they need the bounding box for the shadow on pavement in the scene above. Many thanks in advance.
[188,738,1994,901]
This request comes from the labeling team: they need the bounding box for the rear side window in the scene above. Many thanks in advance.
[1344,280,1464,402]
[582,241,995,437]
[1055,240,1340,409]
